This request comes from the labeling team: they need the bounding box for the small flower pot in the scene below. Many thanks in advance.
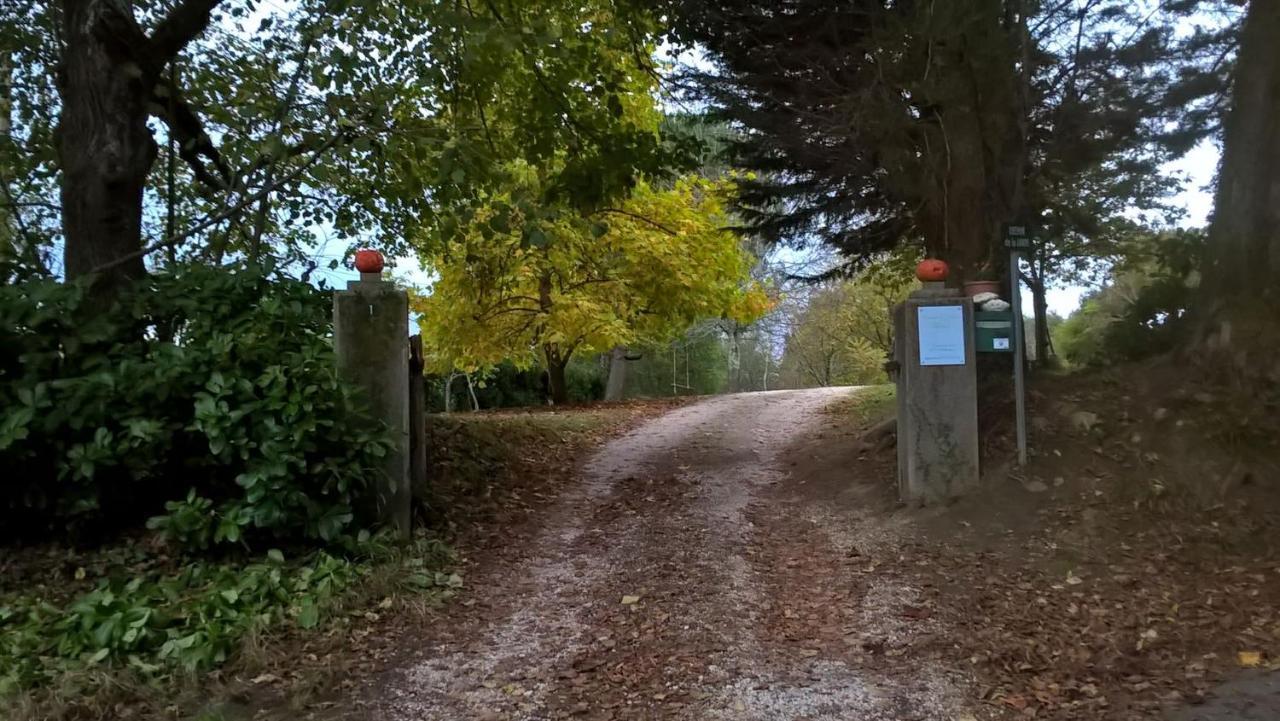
[963,280,1001,298]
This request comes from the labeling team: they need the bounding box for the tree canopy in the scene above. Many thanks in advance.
[676,4,1197,265]
[0,0,685,289]
[777,262,916,389]
[412,171,770,403]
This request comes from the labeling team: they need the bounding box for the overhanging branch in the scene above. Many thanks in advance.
[150,78,231,191]
[87,129,347,275]
[149,0,227,62]
[595,208,679,236]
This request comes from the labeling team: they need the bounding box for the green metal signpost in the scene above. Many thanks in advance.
[1003,223,1031,466]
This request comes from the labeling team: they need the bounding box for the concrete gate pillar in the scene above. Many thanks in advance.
[893,281,980,504]
[334,251,411,538]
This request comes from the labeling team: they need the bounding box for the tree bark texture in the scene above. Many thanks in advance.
[56,0,223,291]
[1025,257,1051,364]
[604,346,628,402]
[58,0,157,289]
[913,0,1027,283]
[1199,0,1280,364]
[546,357,570,405]
[1032,279,1050,364]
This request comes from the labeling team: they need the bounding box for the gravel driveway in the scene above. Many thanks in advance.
[364,388,975,721]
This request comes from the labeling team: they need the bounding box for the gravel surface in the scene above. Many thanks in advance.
[368,388,976,720]
[1167,673,1280,721]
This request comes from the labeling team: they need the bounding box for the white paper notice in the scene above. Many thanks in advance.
[917,305,966,366]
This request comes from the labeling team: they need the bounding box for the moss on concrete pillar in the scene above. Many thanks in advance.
[334,272,411,538]
[893,283,980,504]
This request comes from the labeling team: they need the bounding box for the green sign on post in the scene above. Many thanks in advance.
[975,310,1014,353]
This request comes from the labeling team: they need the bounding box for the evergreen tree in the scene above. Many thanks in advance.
[668,0,1187,330]
[1196,0,1280,368]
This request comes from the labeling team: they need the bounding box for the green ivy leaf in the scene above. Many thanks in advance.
[296,599,319,629]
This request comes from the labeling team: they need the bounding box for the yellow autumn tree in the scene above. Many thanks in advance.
[412,169,771,403]
[778,264,917,388]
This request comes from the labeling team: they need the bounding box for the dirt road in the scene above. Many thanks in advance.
[368,388,975,721]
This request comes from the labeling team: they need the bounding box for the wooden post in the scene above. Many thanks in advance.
[408,335,427,507]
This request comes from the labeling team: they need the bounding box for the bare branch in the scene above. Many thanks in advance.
[150,78,231,190]
[88,130,346,275]
[594,208,680,236]
[149,0,227,61]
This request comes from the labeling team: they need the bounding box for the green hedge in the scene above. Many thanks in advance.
[0,263,391,550]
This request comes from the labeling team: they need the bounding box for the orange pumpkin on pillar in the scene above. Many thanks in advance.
[354,249,385,273]
[915,258,949,282]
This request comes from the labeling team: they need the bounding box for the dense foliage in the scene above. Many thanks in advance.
[1057,230,1205,367]
[671,0,1028,278]
[0,0,684,288]
[0,537,457,696]
[426,358,607,412]
[623,329,731,398]
[0,263,390,548]
[667,0,1232,365]
[777,265,915,389]
[412,172,770,403]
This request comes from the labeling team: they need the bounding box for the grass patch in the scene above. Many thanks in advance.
[826,384,896,429]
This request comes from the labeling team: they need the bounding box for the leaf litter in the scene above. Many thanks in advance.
[298,375,1280,721]
[361,388,977,720]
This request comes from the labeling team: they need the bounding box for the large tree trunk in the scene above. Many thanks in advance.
[57,0,158,291]
[935,115,996,282]
[1026,258,1051,364]
[1198,0,1280,369]
[916,3,1026,283]
[547,361,569,405]
[56,0,223,292]
[544,346,571,405]
[1032,281,1049,364]
[604,346,629,402]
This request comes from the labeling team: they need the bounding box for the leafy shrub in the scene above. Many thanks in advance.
[1057,229,1204,367]
[0,263,392,548]
[0,539,459,695]
[564,356,607,401]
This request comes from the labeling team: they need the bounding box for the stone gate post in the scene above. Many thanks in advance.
[333,251,411,538]
[892,275,980,504]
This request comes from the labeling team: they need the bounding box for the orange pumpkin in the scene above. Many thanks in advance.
[915,258,949,282]
[354,249,385,273]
